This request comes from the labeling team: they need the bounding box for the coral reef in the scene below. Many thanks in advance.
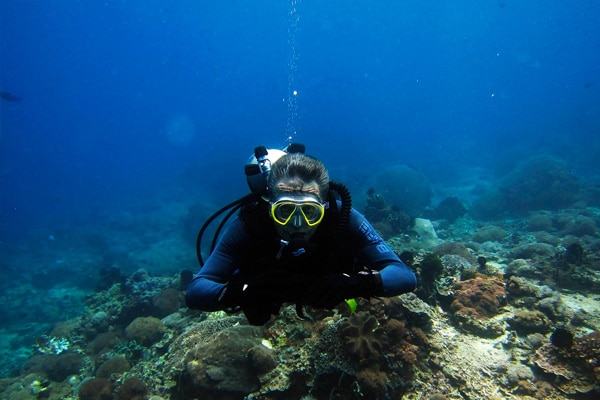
[415,253,444,303]
[4,198,600,400]
[22,352,84,382]
[433,241,476,264]
[561,215,598,237]
[177,324,266,399]
[339,311,384,361]
[96,356,131,379]
[125,317,167,346]
[152,288,183,318]
[507,310,552,335]
[363,189,414,239]
[87,332,123,355]
[448,277,506,337]
[526,211,554,232]
[424,196,467,223]
[511,243,556,259]
[115,376,148,400]
[532,331,600,395]
[472,225,507,243]
[450,277,506,319]
[472,155,582,219]
[78,377,115,400]
[247,344,278,375]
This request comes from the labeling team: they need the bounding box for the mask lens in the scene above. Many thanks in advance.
[276,203,296,220]
[300,204,322,224]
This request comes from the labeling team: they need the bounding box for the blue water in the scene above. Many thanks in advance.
[1,0,599,384]
[2,0,598,243]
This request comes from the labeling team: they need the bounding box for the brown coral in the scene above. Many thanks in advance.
[450,277,506,320]
[22,352,84,382]
[125,316,167,346]
[572,331,600,377]
[507,310,552,335]
[448,277,506,337]
[383,318,410,346]
[115,376,148,400]
[153,288,183,318]
[178,324,265,398]
[356,368,389,398]
[87,331,123,355]
[96,356,131,379]
[340,312,385,361]
[505,276,540,300]
[78,377,114,400]
[433,241,477,264]
[531,332,600,395]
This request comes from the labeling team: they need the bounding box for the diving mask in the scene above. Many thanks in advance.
[270,195,327,227]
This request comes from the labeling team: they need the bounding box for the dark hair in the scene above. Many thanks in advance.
[268,153,329,201]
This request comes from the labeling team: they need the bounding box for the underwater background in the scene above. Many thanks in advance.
[1,1,600,399]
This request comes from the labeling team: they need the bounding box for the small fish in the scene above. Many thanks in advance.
[1,91,21,101]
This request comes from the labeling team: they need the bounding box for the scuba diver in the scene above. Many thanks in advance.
[185,144,416,325]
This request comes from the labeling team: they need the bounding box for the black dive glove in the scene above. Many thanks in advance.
[218,271,296,325]
[304,271,383,309]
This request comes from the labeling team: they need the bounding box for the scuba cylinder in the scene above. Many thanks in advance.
[244,146,287,195]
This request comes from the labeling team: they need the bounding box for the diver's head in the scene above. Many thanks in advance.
[267,153,329,241]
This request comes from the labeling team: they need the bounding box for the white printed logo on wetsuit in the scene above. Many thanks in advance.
[359,221,379,242]
[376,243,391,254]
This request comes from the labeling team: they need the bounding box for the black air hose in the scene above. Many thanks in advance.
[329,181,352,250]
[196,192,260,267]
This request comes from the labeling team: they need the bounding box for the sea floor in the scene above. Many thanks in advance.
[1,190,599,399]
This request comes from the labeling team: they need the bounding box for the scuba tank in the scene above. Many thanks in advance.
[195,143,351,267]
[245,147,286,195]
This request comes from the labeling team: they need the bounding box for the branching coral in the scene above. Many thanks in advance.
[340,312,385,361]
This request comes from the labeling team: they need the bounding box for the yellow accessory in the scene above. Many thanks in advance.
[270,195,326,227]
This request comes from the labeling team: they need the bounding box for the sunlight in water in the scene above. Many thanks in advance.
[165,114,195,146]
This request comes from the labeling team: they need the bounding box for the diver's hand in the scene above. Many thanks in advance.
[218,277,245,308]
[219,271,292,307]
[218,271,296,325]
[304,271,382,309]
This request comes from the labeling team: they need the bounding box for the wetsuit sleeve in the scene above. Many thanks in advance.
[185,217,249,311]
[347,209,417,296]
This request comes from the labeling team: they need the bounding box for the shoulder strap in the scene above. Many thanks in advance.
[238,199,278,247]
